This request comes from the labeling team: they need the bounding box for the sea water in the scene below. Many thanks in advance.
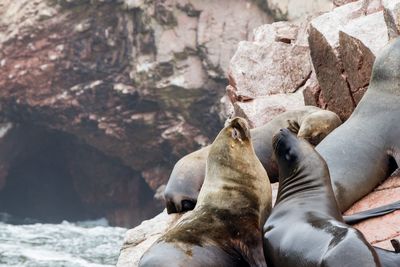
[0,215,126,267]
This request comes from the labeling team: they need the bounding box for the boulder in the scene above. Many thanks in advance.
[263,0,333,21]
[227,21,312,127]
[383,0,400,39]
[308,0,388,120]
[117,211,183,267]
[339,11,388,104]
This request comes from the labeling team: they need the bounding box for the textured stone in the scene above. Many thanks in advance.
[339,11,388,104]
[266,0,333,21]
[117,211,183,267]
[383,0,400,39]
[233,92,305,128]
[345,175,400,250]
[308,0,389,120]
[227,21,311,127]
[334,0,359,7]
[195,0,272,77]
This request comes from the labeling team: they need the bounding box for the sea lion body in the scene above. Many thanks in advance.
[140,118,272,267]
[263,129,382,267]
[165,106,341,213]
[316,38,400,212]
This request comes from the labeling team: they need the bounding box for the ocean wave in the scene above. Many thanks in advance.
[0,217,127,267]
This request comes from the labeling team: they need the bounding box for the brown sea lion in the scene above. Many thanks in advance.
[139,117,271,267]
[316,38,400,212]
[263,128,400,267]
[165,106,342,213]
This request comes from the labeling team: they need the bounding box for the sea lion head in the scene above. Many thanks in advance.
[298,111,342,146]
[272,128,322,179]
[208,117,252,165]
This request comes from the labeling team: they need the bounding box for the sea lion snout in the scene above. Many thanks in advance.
[273,128,299,163]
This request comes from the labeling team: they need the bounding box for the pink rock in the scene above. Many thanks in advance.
[334,0,359,7]
[196,0,272,77]
[345,175,400,250]
[233,93,305,128]
[228,21,313,127]
[230,24,311,98]
[309,0,389,120]
[383,0,400,39]
[338,11,388,104]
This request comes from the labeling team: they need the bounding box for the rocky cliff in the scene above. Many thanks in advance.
[117,0,400,264]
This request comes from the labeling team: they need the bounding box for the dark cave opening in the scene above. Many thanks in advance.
[0,133,87,223]
[0,124,161,227]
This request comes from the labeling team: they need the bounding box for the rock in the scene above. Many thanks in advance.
[303,72,324,107]
[339,11,388,104]
[265,0,333,21]
[233,92,305,128]
[334,0,359,7]
[227,21,311,127]
[195,0,272,78]
[117,210,183,267]
[383,0,400,39]
[344,174,400,250]
[308,0,389,120]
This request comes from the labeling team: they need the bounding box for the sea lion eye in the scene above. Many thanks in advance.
[232,128,241,140]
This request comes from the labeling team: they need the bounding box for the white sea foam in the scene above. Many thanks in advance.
[0,218,127,267]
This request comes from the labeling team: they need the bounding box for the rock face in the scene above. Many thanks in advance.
[226,20,311,127]
[306,0,399,120]
[266,0,332,21]
[0,0,272,226]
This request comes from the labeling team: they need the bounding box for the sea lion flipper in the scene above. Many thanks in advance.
[233,238,268,267]
[287,120,300,134]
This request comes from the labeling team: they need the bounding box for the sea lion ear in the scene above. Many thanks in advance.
[229,117,251,140]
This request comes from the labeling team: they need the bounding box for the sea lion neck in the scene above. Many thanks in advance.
[275,155,327,204]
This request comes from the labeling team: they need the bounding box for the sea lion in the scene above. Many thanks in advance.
[316,38,400,212]
[165,106,342,213]
[139,117,271,267]
[263,128,400,267]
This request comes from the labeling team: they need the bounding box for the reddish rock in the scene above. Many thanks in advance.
[334,0,359,7]
[338,11,388,104]
[302,71,326,108]
[117,211,183,267]
[228,21,311,127]
[308,0,390,120]
[309,4,358,120]
[345,175,400,250]
[383,0,400,39]
[230,23,311,98]
[196,0,272,77]
[265,0,332,21]
[233,93,305,128]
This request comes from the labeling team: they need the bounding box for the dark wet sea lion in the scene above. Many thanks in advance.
[139,117,271,267]
[165,106,342,213]
[316,38,400,212]
[263,129,400,267]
